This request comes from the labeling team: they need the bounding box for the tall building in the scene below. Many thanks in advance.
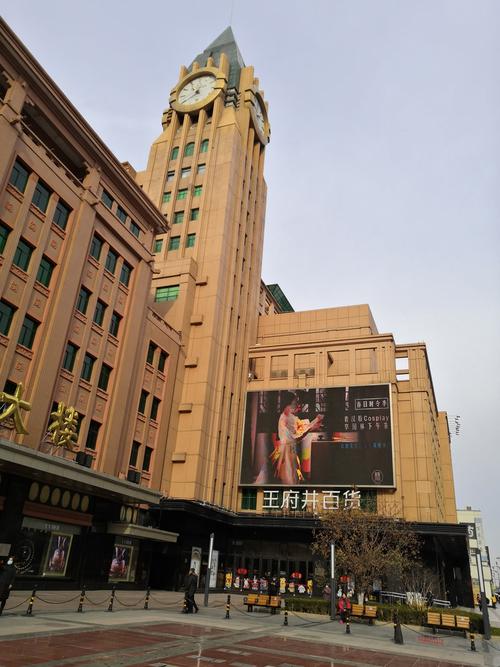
[0,20,472,603]
[458,507,494,601]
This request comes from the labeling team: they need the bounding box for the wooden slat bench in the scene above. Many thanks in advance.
[244,594,281,614]
[426,611,470,637]
[350,603,377,625]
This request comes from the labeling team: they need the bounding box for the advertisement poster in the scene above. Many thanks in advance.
[43,532,73,577]
[109,544,133,582]
[190,546,202,575]
[209,549,219,588]
[240,385,393,487]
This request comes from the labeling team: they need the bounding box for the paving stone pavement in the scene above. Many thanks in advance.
[0,592,498,667]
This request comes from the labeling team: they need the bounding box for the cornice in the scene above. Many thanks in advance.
[250,332,396,354]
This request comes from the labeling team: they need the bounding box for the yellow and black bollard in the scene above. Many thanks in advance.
[345,612,351,634]
[26,586,37,616]
[77,587,85,613]
[225,594,231,619]
[470,632,476,652]
[284,607,289,626]
[393,611,404,645]
[107,585,116,612]
[144,587,150,610]
[182,596,188,614]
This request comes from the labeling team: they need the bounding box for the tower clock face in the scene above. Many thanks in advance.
[177,75,217,105]
[254,99,266,134]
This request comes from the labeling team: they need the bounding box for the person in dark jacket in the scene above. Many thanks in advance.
[0,558,16,615]
[184,568,199,613]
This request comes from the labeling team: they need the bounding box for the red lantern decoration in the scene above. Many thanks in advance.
[291,572,302,579]
[237,568,248,575]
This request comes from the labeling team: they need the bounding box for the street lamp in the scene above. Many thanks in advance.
[330,541,335,621]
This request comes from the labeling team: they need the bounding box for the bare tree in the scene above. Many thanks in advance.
[403,564,440,608]
[312,506,419,599]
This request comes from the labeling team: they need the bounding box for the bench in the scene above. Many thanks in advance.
[349,603,377,625]
[426,611,470,637]
[244,594,281,614]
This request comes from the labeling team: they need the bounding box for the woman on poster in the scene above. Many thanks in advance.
[272,392,323,485]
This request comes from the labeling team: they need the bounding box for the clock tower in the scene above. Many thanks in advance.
[136,28,270,507]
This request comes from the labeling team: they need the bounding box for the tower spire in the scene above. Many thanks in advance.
[191,27,245,89]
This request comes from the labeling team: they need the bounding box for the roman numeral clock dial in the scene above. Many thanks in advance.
[171,69,226,112]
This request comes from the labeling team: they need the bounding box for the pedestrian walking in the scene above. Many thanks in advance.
[0,557,16,615]
[183,568,199,613]
[338,592,351,624]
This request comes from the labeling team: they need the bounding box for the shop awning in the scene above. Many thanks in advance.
[0,438,162,505]
[107,522,178,543]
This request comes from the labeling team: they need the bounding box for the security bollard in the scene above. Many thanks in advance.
[108,586,116,612]
[284,608,289,626]
[144,587,150,610]
[393,611,404,645]
[225,594,231,619]
[26,586,37,616]
[77,587,85,613]
[182,596,188,614]
[470,632,476,652]
[345,612,351,634]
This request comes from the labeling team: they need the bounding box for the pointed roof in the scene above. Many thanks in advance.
[190,27,245,89]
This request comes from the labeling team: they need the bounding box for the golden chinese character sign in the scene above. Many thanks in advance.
[47,402,79,450]
[0,382,31,434]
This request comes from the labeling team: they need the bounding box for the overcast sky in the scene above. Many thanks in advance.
[2,1,499,563]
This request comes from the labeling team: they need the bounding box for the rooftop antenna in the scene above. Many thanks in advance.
[229,0,235,25]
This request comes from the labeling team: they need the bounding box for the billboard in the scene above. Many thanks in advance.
[240,384,394,487]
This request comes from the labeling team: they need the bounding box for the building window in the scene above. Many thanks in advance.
[0,300,15,336]
[109,311,122,337]
[154,238,163,253]
[89,235,103,261]
[81,353,96,381]
[197,164,206,174]
[173,211,184,224]
[241,489,257,510]
[53,200,71,230]
[294,353,316,378]
[105,249,118,274]
[184,142,195,157]
[13,239,33,272]
[147,342,156,365]
[36,256,54,287]
[186,233,196,248]
[200,139,209,153]
[85,420,101,450]
[0,223,10,254]
[355,347,377,374]
[101,190,113,208]
[162,192,171,203]
[98,363,112,391]
[138,389,149,415]
[327,350,349,376]
[158,350,168,372]
[130,221,140,238]
[166,171,175,182]
[190,208,200,221]
[129,441,141,467]
[18,316,39,349]
[62,342,78,372]
[150,397,160,421]
[119,261,132,287]
[76,287,91,315]
[249,357,264,380]
[31,181,51,213]
[155,285,179,302]
[93,300,106,326]
[193,185,202,197]
[171,146,179,160]
[142,446,153,472]
[9,159,30,193]
[116,205,127,223]
[177,188,188,200]
[270,355,288,379]
[168,236,180,250]
[181,167,191,179]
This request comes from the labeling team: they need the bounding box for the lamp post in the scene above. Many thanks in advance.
[330,541,336,621]
[204,532,215,607]
[475,550,491,640]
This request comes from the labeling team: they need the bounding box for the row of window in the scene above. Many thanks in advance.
[250,348,378,380]
[101,189,141,238]
[168,233,196,250]
[138,388,161,421]
[9,160,71,229]
[162,185,202,203]
[62,341,112,390]
[172,208,199,224]
[75,286,122,335]
[129,440,154,472]
[88,234,132,286]
[0,299,39,348]
[146,341,169,372]
[170,140,209,161]
[166,163,206,182]
[154,285,179,302]
[1,226,56,287]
